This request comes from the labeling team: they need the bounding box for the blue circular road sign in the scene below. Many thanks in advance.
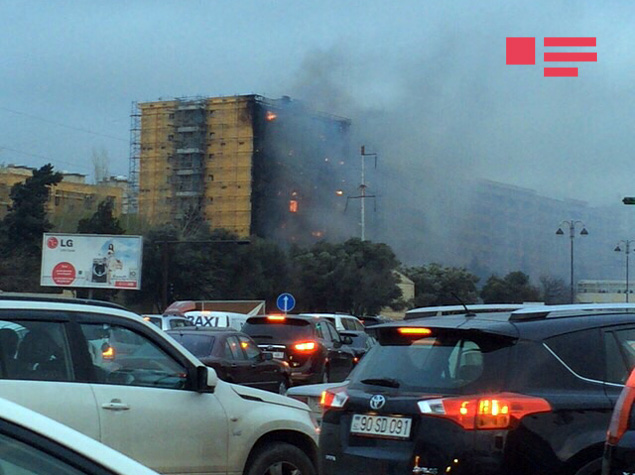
[276,293,296,313]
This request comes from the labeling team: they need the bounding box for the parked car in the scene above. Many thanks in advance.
[0,295,319,475]
[243,314,356,384]
[299,313,365,332]
[339,330,377,364]
[142,314,194,331]
[167,327,291,394]
[319,303,635,475]
[604,368,635,474]
[0,396,159,475]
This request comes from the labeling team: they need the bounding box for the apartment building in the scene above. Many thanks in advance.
[132,95,355,244]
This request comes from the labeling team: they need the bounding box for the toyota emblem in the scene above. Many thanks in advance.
[369,395,386,410]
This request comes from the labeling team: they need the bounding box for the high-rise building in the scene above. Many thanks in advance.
[132,95,355,244]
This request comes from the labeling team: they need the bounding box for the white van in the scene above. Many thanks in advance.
[184,310,249,330]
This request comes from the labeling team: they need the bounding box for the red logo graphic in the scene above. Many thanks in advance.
[506,37,597,77]
[51,262,76,286]
[47,237,59,249]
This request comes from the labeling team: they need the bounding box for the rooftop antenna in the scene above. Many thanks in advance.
[346,146,377,241]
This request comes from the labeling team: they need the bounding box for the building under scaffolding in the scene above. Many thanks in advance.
[133,95,355,245]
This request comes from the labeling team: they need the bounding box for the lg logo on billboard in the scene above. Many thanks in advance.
[46,237,73,249]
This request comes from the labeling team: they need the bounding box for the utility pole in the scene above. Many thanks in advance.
[346,146,377,241]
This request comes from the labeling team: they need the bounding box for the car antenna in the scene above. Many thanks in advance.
[451,292,476,317]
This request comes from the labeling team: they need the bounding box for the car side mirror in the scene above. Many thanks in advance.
[196,366,218,392]
[263,352,273,361]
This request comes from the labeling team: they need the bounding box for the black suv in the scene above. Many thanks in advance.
[319,304,635,475]
[242,315,355,385]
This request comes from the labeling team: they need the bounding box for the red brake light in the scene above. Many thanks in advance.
[607,370,635,444]
[267,315,286,322]
[418,392,551,430]
[294,341,316,352]
[321,386,349,410]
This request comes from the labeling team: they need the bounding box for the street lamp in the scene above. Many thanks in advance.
[556,220,588,304]
[614,240,635,302]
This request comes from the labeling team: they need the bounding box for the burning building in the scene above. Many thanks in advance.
[130,95,355,244]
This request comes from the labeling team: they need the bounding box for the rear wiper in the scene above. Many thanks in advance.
[360,378,400,388]
[250,335,273,339]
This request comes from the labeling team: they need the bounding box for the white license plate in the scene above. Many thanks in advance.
[272,352,284,359]
[350,414,412,439]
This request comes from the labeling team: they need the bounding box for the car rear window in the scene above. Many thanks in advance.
[170,334,215,358]
[243,318,313,341]
[349,329,514,394]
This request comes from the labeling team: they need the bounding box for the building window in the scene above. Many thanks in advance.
[208,175,214,182]
[209,110,215,116]
[168,113,174,119]
[168,135,174,141]
[289,200,298,213]
[208,154,214,159]
[209,132,215,138]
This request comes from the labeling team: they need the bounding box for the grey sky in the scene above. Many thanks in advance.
[0,0,633,207]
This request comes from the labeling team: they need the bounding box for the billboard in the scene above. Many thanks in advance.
[41,234,143,290]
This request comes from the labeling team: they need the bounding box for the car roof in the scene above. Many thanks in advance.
[0,397,158,474]
[381,304,635,341]
[167,327,242,335]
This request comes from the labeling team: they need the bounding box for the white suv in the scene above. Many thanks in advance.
[0,296,319,475]
[299,313,365,332]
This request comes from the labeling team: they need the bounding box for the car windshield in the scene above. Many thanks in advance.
[243,319,313,341]
[349,331,514,394]
[170,334,215,358]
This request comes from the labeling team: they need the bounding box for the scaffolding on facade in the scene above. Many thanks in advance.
[171,98,208,221]
[128,101,141,214]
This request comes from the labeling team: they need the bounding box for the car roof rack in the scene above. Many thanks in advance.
[0,293,128,311]
[509,303,635,321]
[404,304,530,320]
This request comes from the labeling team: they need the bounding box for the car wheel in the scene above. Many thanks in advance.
[246,442,316,475]
[573,458,602,475]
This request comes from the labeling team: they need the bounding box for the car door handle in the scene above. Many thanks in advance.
[101,399,130,411]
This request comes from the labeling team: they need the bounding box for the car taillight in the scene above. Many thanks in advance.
[607,370,635,444]
[321,386,349,410]
[294,341,317,352]
[418,392,551,430]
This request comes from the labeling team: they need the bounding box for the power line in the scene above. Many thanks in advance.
[0,146,92,173]
[0,106,128,143]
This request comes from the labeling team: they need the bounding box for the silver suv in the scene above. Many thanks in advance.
[0,296,319,475]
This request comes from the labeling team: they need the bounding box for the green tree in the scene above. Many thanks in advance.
[76,198,124,234]
[290,238,402,316]
[0,164,62,291]
[480,271,541,303]
[403,263,479,307]
[1,164,62,255]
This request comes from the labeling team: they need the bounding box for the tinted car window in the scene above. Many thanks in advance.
[349,331,513,393]
[0,431,87,475]
[0,321,73,382]
[238,336,260,360]
[545,328,604,381]
[606,327,635,383]
[170,334,215,358]
[243,319,313,340]
[169,319,192,329]
[80,323,187,389]
[225,336,244,360]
